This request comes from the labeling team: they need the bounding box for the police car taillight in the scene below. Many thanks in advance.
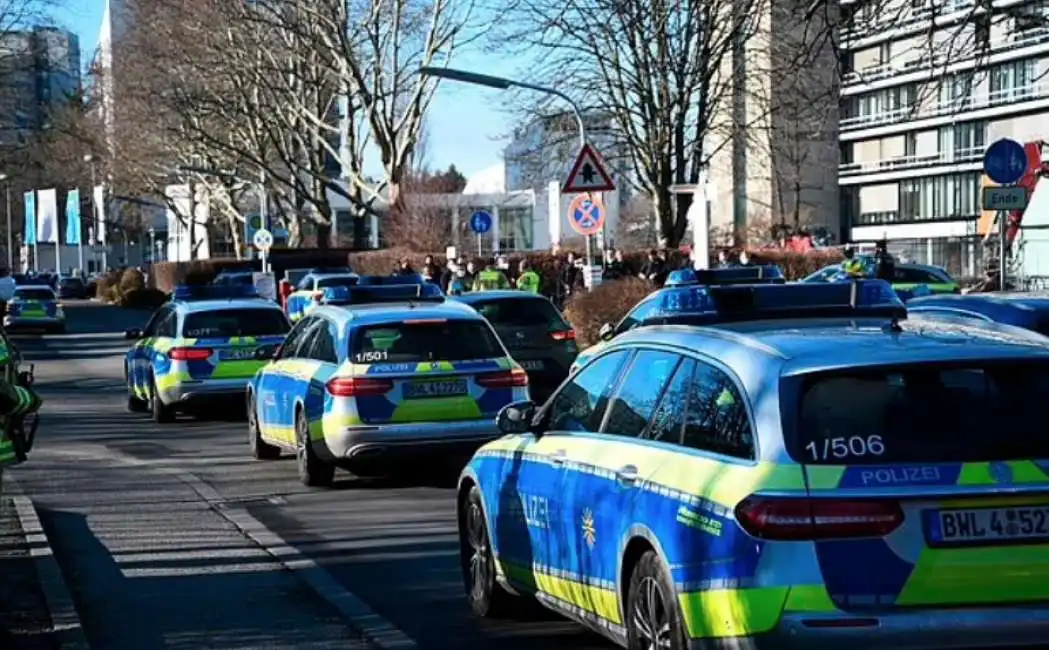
[476,368,529,388]
[735,496,902,540]
[312,292,324,302]
[326,377,393,397]
[168,347,213,361]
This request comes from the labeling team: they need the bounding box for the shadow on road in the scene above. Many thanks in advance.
[0,497,59,650]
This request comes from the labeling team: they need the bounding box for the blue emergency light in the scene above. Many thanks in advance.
[321,283,444,306]
[308,266,352,274]
[171,284,261,301]
[664,265,786,287]
[655,279,905,322]
[356,273,425,286]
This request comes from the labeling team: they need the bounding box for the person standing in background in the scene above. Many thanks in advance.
[516,260,540,294]
[0,269,15,317]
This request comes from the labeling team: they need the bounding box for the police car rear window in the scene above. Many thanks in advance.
[351,320,501,363]
[469,298,566,328]
[15,289,54,300]
[790,361,1049,464]
[182,309,290,338]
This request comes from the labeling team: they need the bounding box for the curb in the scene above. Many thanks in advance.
[11,495,91,650]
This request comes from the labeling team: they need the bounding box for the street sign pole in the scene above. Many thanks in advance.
[999,208,1007,290]
[476,233,481,257]
[982,138,1028,291]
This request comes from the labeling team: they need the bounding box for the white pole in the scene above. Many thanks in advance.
[55,240,61,274]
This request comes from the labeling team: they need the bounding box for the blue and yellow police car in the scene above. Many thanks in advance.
[247,285,528,487]
[572,265,786,373]
[4,285,66,333]
[284,267,360,322]
[458,279,1049,649]
[124,284,290,423]
[908,292,1049,339]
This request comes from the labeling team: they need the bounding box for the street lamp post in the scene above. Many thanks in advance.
[418,66,596,267]
[0,174,10,270]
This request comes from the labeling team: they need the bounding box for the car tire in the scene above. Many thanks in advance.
[459,485,514,617]
[126,368,148,413]
[625,550,688,650]
[295,407,333,487]
[248,393,280,460]
[150,375,175,424]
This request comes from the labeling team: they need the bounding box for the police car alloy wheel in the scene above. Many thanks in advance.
[460,485,513,616]
[295,408,333,487]
[247,393,280,460]
[125,366,148,413]
[625,551,687,650]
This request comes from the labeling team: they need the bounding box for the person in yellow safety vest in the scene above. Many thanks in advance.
[0,331,42,470]
[516,261,541,294]
[472,258,511,291]
[841,246,866,278]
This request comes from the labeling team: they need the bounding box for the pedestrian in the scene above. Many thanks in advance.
[420,255,439,282]
[496,255,515,285]
[396,257,416,276]
[557,252,583,307]
[0,328,42,472]
[738,250,752,266]
[449,267,471,294]
[716,250,732,268]
[0,268,15,317]
[602,249,624,281]
[439,258,457,293]
[640,249,666,285]
[841,246,865,278]
[464,261,477,288]
[516,260,541,294]
[472,257,511,291]
[874,239,895,281]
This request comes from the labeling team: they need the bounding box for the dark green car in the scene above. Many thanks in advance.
[450,290,578,402]
[803,257,959,300]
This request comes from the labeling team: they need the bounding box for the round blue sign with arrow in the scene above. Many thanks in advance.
[469,210,492,235]
[983,138,1028,185]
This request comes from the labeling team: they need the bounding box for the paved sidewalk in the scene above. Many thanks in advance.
[13,454,365,650]
[0,493,59,650]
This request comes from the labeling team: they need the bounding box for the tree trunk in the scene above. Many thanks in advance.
[653,188,675,248]
[228,213,242,259]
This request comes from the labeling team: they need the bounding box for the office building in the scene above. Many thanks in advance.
[839,0,1049,275]
[0,27,80,145]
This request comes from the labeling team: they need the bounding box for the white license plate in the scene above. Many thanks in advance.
[926,506,1049,546]
[220,348,255,361]
[404,378,468,399]
[519,360,545,371]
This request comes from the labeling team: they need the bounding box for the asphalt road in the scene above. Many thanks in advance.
[7,302,614,650]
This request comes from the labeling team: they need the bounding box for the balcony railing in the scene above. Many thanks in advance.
[853,210,981,227]
[840,146,984,175]
[843,27,1049,86]
[843,0,974,41]
[841,82,1049,129]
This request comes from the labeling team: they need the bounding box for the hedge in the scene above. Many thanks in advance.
[94,268,170,309]
[150,248,360,293]
[564,278,655,347]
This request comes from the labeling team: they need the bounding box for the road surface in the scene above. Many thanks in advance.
[5,301,613,650]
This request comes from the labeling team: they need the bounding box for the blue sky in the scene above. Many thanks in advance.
[53,1,512,181]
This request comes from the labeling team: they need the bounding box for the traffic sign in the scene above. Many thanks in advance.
[562,143,616,193]
[982,186,1028,211]
[983,139,1028,185]
[469,210,492,234]
[253,228,274,251]
[566,194,606,236]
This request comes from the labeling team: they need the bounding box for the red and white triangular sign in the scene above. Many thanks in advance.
[562,143,616,193]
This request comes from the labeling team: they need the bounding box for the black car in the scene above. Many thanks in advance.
[450,290,578,402]
[57,276,89,299]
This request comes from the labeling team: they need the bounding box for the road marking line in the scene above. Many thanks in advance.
[43,445,419,650]
[10,489,92,650]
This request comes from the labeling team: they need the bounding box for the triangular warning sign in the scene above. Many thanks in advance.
[562,143,616,193]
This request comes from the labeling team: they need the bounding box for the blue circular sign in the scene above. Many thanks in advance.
[469,210,492,234]
[983,139,1028,185]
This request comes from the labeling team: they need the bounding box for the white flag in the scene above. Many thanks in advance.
[93,185,106,245]
[36,188,58,244]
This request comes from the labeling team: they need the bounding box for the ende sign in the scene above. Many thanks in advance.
[982,186,1029,212]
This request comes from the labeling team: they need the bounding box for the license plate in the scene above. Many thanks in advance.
[404,379,468,399]
[925,506,1049,547]
[220,348,255,361]
[519,360,545,371]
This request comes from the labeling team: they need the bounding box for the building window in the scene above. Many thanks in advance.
[894,172,981,222]
[938,120,986,157]
[840,142,854,165]
[498,207,533,252]
[990,59,1036,102]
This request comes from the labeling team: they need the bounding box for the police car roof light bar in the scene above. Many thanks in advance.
[322,283,444,306]
[356,273,425,286]
[309,266,352,274]
[664,266,786,288]
[172,284,260,301]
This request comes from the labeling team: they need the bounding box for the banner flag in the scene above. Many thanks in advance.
[65,188,81,245]
[37,188,58,244]
[93,185,106,245]
[22,191,36,245]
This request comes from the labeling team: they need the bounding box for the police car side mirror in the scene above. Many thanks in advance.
[599,323,615,341]
[124,328,142,340]
[497,401,536,435]
[253,344,279,361]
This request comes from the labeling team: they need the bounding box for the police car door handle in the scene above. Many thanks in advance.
[550,449,567,465]
[616,465,639,486]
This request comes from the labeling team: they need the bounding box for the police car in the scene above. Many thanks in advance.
[246,285,527,487]
[908,292,1049,338]
[457,279,1049,649]
[571,265,786,372]
[285,267,361,321]
[5,285,65,333]
[124,284,291,423]
[804,259,960,301]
